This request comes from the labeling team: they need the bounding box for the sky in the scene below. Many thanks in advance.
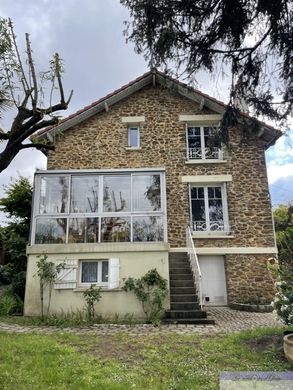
[0,0,292,223]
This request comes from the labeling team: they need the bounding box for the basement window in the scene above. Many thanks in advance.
[80,260,109,285]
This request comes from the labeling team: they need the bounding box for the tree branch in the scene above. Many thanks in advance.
[25,32,38,109]
[0,133,10,140]
[19,142,55,151]
[8,18,30,93]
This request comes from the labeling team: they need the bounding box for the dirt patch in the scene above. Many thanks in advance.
[244,335,287,362]
[61,335,146,364]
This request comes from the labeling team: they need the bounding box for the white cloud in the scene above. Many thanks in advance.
[266,130,293,165]
[267,162,293,184]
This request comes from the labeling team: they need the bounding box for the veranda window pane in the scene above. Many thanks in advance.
[71,176,99,213]
[35,218,67,244]
[39,176,69,214]
[103,176,131,212]
[191,200,206,231]
[81,262,98,283]
[133,216,164,242]
[68,218,99,243]
[129,127,139,147]
[132,175,161,211]
[101,217,130,242]
[209,199,224,230]
[188,127,201,159]
[204,127,219,159]
[102,261,109,282]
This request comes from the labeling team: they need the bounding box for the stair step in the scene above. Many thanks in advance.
[171,294,197,302]
[170,274,194,281]
[169,261,190,269]
[171,302,200,310]
[170,280,194,288]
[165,310,207,319]
[162,318,215,325]
[170,287,196,294]
[169,267,192,274]
[169,252,188,258]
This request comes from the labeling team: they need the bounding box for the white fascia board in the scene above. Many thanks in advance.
[179,114,222,124]
[181,174,232,183]
[170,247,278,254]
[34,167,166,175]
[121,116,145,124]
[196,247,278,255]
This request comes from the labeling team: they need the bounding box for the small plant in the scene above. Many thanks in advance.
[83,285,102,322]
[0,290,23,315]
[269,260,293,325]
[35,253,64,318]
[122,269,168,326]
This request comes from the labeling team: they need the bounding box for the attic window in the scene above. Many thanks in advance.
[128,127,140,148]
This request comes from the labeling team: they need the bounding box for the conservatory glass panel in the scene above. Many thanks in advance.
[39,176,69,214]
[71,176,99,213]
[35,218,67,244]
[68,218,99,243]
[101,217,130,242]
[103,176,131,212]
[132,216,164,242]
[132,174,161,211]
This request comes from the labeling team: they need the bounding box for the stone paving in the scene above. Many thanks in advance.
[0,307,283,336]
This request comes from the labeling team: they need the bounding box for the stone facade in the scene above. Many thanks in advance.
[225,254,276,304]
[48,85,275,249]
[29,81,278,307]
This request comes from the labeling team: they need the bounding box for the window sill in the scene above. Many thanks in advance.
[74,287,122,292]
[185,159,227,164]
[192,233,234,239]
[125,147,142,150]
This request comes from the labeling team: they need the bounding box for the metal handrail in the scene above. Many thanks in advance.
[186,226,203,309]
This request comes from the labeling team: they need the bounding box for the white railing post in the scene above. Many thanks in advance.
[186,226,203,309]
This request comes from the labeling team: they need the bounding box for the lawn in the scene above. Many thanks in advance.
[0,327,290,390]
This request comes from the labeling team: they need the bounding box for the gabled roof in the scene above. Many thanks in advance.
[38,68,282,148]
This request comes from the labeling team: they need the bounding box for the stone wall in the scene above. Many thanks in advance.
[47,84,275,249]
[225,254,276,304]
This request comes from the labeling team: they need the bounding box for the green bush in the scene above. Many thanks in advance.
[272,263,293,325]
[0,291,23,315]
[0,264,15,285]
[83,285,102,322]
[122,269,168,326]
[11,271,26,300]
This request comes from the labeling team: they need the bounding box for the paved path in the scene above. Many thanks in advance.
[0,308,283,336]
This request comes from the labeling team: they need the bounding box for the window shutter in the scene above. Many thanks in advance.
[108,258,120,289]
[54,259,78,289]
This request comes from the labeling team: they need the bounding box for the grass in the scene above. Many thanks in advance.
[0,327,290,389]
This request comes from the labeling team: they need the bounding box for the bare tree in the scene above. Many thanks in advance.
[0,18,73,173]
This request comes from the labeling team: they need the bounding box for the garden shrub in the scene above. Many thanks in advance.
[0,290,23,315]
[122,268,168,326]
[83,285,102,322]
[271,263,293,325]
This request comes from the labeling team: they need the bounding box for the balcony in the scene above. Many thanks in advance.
[188,147,223,161]
[191,220,231,236]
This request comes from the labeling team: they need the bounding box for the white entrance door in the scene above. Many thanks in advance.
[198,255,227,305]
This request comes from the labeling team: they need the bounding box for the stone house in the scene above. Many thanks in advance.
[24,69,281,322]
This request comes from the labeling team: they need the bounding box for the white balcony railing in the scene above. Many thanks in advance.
[188,147,223,160]
[186,226,203,309]
[191,220,228,233]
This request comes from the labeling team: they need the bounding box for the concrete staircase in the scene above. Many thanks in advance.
[163,252,214,325]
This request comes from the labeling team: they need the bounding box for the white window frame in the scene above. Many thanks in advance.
[128,126,140,148]
[79,259,109,286]
[186,125,223,161]
[31,169,167,244]
[189,183,229,234]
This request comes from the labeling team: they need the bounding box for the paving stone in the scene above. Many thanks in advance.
[0,308,283,336]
